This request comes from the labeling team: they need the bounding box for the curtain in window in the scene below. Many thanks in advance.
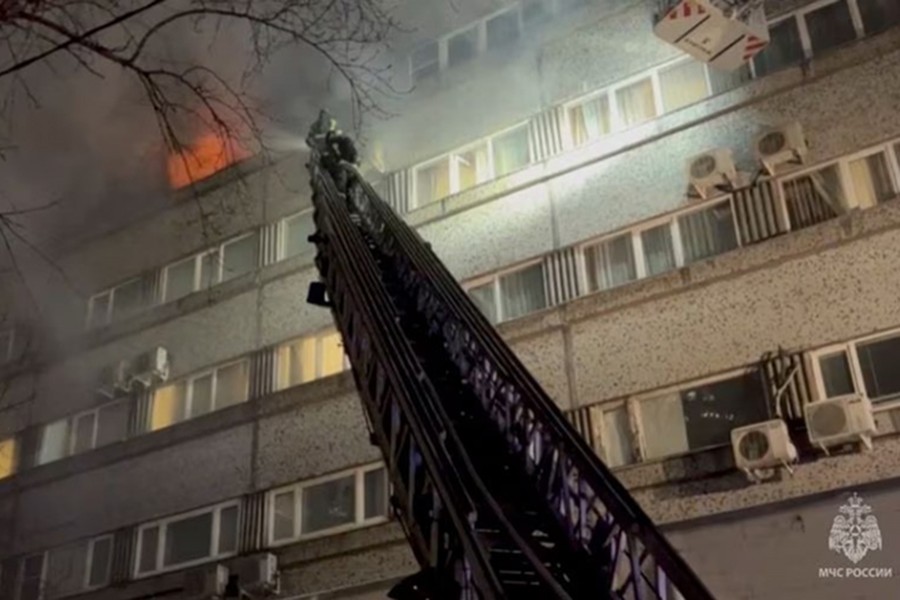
[849,153,894,207]
[492,126,530,177]
[416,160,450,206]
[858,0,900,35]
[320,331,346,377]
[805,1,857,55]
[586,234,636,292]
[216,362,249,409]
[678,203,739,265]
[641,224,676,276]
[457,144,490,191]
[639,394,689,459]
[659,61,708,113]
[753,18,804,77]
[570,96,611,146]
[602,407,633,468]
[708,63,752,95]
[615,79,656,128]
[783,166,844,230]
[499,265,547,321]
[151,382,186,431]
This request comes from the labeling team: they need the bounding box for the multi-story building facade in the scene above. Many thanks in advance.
[2,0,900,598]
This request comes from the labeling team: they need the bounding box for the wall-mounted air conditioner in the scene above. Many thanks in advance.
[805,394,876,453]
[755,122,808,175]
[686,148,738,199]
[182,564,229,600]
[129,347,170,388]
[731,418,798,483]
[230,553,280,596]
[97,360,131,399]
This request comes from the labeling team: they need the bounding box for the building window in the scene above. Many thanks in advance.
[87,278,145,329]
[454,142,491,192]
[150,360,249,431]
[753,17,804,77]
[468,282,499,324]
[486,8,521,49]
[615,78,657,128]
[466,263,547,323]
[447,26,479,68]
[847,151,895,207]
[638,371,769,460]
[0,436,17,479]
[37,420,69,466]
[66,400,130,457]
[857,0,900,35]
[568,94,611,146]
[276,328,349,389]
[162,231,260,303]
[268,465,389,544]
[414,158,451,207]
[814,331,900,403]
[221,233,260,282]
[85,536,113,589]
[584,233,636,292]
[135,502,239,576]
[804,0,857,55]
[18,554,45,600]
[658,60,709,113]
[782,164,846,231]
[601,404,634,468]
[410,41,439,83]
[492,124,531,178]
[639,223,677,277]
[677,201,739,265]
[281,211,315,260]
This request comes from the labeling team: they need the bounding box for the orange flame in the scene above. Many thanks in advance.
[167,133,250,189]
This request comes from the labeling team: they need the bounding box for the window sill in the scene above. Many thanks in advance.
[268,516,391,550]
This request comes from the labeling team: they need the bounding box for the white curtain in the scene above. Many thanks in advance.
[588,234,635,291]
[678,203,738,265]
[849,152,894,208]
[616,78,656,128]
[499,264,546,321]
[641,225,675,276]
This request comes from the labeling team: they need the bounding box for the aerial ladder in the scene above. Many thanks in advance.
[304,143,717,599]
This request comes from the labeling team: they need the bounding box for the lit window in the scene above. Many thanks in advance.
[276,329,349,389]
[0,436,17,479]
[804,0,857,55]
[453,142,491,192]
[447,27,478,68]
[658,60,709,113]
[281,212,315,260]
[857,0,900,35]
[615,78,657,128]
[677,202,739,265]
[151,381,187,431]
[584,233,636,292]
[410,41,439,83]
[150,361,249,431]
[498,263,547,322]
[492,125,531,178]
[753,18,804,77]
[568,95,611,146]
[638,371,769,460]
[848,152,894,207]
[783,165,846,231]
[268,465,388,544]
[136,503,239,575]
[415,158,451,207]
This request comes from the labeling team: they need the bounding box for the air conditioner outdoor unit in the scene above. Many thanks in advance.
[686,148,738,199]
[230,553,280,596]
[97,360,131,398]
[755,122,808,175]
[805,394,877,453]
[129,347,170,388]
[182,564,229,600]
[731,418,798,483]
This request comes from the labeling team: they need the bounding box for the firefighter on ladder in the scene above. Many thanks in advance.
[306,109,359,196]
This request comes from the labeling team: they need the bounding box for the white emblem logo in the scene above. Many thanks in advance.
[828,493,882,564]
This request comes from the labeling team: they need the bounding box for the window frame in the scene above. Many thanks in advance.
[279,210,315,261]
[0,435,18,480]
[86,276,143,329]
[275,327,351,389]
[266,463,389,547]
[150,358,250,431]
[84,534,114,591]
[465,258,547,324]
[218,231,261,282]
[598,401,636,468]
[17,552,47,600]
[134,501,240,577]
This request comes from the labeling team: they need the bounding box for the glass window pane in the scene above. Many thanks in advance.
[492,126,531,178]
[46,543,86,598]
[805,1,857,55]
[151,382,187,431]
[273,491,296,541]
[411,42,439,82]
[487,10,520,49]
[849,153,894,207]
[0,437,16,479]
[585,233,636,292]
[569,96,611,146]
[753,18,804,77]
[640,394,689,460]
[678,202,739,265]
[615,78,656,128]
[71,413,96,455]
[164,257,196,303]
[858,0,900,35]
[680,372,769,450]
[659,60,709,112]
[320,332,346,378]
[279,337,317,388]
[189,374,214,418]
[641,224,676,276]
[857,335,900,402]
[138,527,159,573]
[164,512,213,566]
[602,407,633,468]
[20,555,45,600]
[215,362,249,410]
[455,143,490,191]
[111,279,144,322]
[499,264,547,322]
[784,165,846,230]
[88,293,111,328]
[37,420,69,466]
[469,284,498,324]
[415,159,450,207]
[447,27,478,67]
[221,233,260,282]
[88,537,113,588]
[364,468,388,520]
[820,352,856,398]
[301,475,356,534]
[199,252,218,288]
[95,401,129,448]
[707,63,752,95]
[283,213,314,260]
[217,506,239,554]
